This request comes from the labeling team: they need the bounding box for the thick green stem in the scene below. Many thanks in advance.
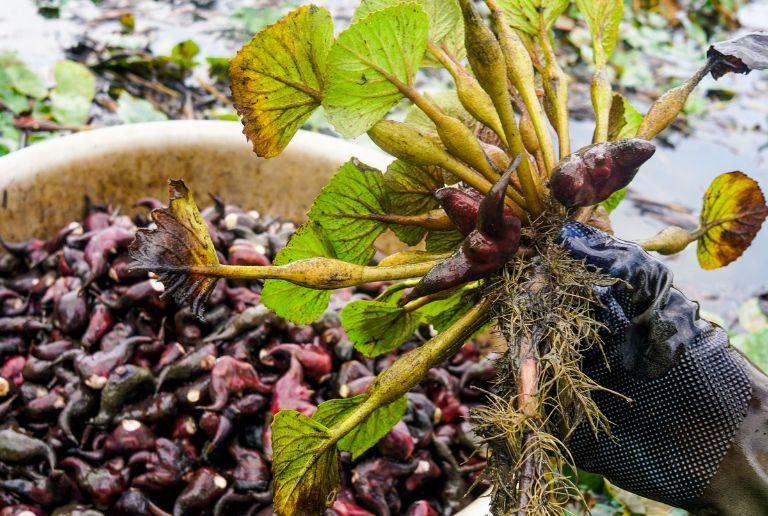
[540,34,571,158]
[186,258,442,289]
[486,0,557,173]
[428,42,508,147]
[458,0,544,218]
[636,62,713,140]
[591,68,612,143]
[327,298,492,441]
[368,121,529,218]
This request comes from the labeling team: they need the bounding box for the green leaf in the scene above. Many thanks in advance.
[420,287,476,332]
[171,39,200,69]
[575,0,623,67]
[116,92,168,123]
[309,159,388,265]
[230,5,333,157]
[425,229,464,253]
[323,2,429,137]
[271,410,340,516]
[262,222,335,325]
[0,52,47,99]
[600,187,626,214]
[499,0,570,35]
[382,159,443,246]
[53,61,95,99]
[607,93,642,140]
[314,395,407,459]
[340,299,424,357]
[733,328,768,373]
[50,60,96,125]
[354,0,465,66]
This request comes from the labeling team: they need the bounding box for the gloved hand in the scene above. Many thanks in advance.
[558,221,768,515]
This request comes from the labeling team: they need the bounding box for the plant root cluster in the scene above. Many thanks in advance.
[473,220,622,515]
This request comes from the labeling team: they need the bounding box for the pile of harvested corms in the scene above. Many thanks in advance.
[0,196,493,515]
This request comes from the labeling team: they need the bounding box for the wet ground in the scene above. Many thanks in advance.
[1,0,767,320]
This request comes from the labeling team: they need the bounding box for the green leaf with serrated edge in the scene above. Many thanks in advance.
[383,159,443,246]
[262,222,335,324]
[499,0,569,35]
[314,395,407,459]
[271,410,340,516]
[230,5,333,158]
[323,3,429,137]
[607,93,642,141]
[404,90,474,131]
[354,0,465,66]
[600,187,626,214]
[425,229,464,253]
[309,159,388,265]
[340,299,424,357]
[575,0,623,66]
[420,287,477,332]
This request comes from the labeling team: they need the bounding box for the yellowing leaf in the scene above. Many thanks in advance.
[340,299,424,357]
[607,93,642,141]
[499,0,570,35]
[271,410,340,516]
[323,3,429,137]
[575,0,623,67]
[129,180,220,318]
[230,5,333,157]
[308,159,388,265]
[314,395,407,459]
[261,222,336,324]
[697,171,768,270]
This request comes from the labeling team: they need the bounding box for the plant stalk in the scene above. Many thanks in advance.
[458,0,545,218]
[327,298,492,441]
[485,0,557,173]
[184,258,443,289]
[539,34,571,158]
[636,61,713,140]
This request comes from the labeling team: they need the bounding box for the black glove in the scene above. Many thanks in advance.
[557,221,752,510]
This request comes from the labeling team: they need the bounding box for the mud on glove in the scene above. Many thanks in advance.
[557,221,751,509]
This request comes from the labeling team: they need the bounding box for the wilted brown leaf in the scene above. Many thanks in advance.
[697,171,768,270]
[129,179,220,317]
[708,32,768,79]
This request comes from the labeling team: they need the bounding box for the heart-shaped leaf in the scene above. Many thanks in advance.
[313,395,407,459]
[697,171,768,270]
[354,0,465,67]
[323,2,429,137]
[708,32,768,80]
[419,287,477,332]
[425,229,464,253]
[129,180,220,317]
[340,299,425,357]
[308,159,388,265]
[230,5,333,157]
[271,410,340,516]
[261,222,336,325]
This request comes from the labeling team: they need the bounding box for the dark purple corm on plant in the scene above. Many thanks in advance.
[549,138,656,209]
